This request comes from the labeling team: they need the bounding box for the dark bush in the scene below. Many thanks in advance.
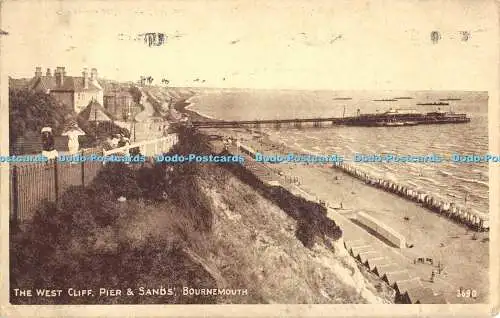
[296,219,317,249]
[10,144,219,304]
[136,164,166,199]
[92,163,141,199]
[9,88,72,153]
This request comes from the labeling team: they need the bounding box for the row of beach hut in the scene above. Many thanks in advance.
[234,139,488,232]
[332,161,489,232]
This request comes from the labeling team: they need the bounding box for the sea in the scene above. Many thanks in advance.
[187,89,489,215]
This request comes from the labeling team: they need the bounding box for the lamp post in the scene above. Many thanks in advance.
[127,99,133,140]
[94,107,98,140]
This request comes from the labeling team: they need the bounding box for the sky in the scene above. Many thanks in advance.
[0,0,498,90]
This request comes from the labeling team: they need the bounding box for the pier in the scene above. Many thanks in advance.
[191,113,470,129]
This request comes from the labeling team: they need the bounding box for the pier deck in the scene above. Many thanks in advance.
[191,114,470,129]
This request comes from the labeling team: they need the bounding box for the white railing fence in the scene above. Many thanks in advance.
[103,133,179,157]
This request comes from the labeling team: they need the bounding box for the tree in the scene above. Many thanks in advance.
[9,88,72,149]
[139,76,146,86]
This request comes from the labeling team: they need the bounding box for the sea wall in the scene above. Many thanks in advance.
[332,161,489,232]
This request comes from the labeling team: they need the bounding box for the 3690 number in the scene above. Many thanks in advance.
[457,289,477,298]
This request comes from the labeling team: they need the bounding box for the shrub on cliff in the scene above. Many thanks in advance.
[10,162,217,304]
[136,164,167,199]
[92,163,141,199]
[167,171,214,233]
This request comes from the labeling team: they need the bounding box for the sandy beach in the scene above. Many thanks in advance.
[200,126,488,304]
[147,86,489,303]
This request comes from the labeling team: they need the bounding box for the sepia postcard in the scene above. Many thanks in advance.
[1,0,499,317]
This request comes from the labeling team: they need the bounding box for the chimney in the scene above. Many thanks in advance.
[90,68,98,81]
[55,66,64,86]
[46,68,52,77]
[82,68,89,89]
[35,66,42,78]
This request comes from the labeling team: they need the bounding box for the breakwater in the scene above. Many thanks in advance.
[331,161,489,232]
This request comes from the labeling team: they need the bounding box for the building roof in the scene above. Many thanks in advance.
[61,119,86,135]
[79,100,112,122]
[30,75,102,93]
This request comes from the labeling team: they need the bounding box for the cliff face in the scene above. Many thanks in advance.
[164,129,392,303]
[10,128,392,304]
[191,167,385,303]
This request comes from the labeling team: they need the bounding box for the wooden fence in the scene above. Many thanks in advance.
[9,148,104,223]
[10,134,179,224]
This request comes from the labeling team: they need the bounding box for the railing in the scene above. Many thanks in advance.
[10,134,179,224]
[103,134,178,157]
[10,152,104,224]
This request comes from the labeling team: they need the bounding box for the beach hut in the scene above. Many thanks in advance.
[442,202,449,215]
[481,218,489,231]
[390,182,397,192]
[457,208,466,223]
[405,188,412,199]
[410,190,419,201]
[449,205,458,220]
[396,184,402,194]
